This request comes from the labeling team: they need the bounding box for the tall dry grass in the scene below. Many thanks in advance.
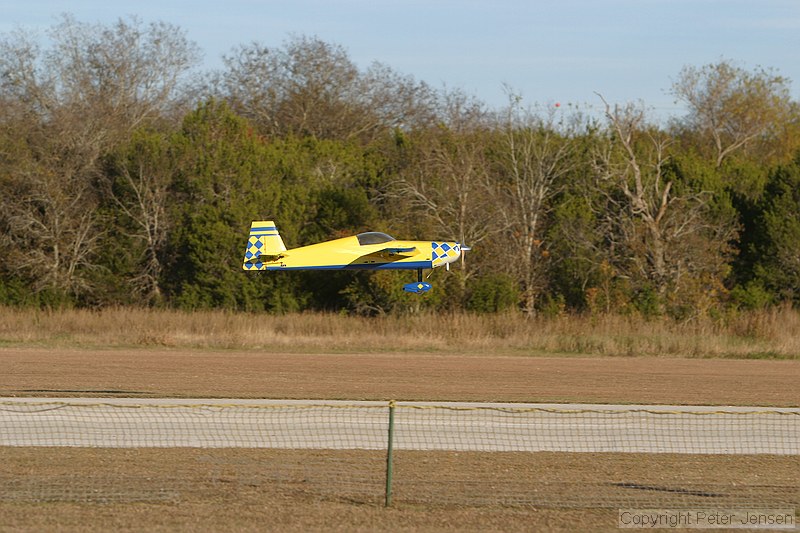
[0,306,799,358]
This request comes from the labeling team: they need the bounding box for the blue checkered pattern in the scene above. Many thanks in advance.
[431,242,461,267]
[243,224,284,271]
[245,236,263,260]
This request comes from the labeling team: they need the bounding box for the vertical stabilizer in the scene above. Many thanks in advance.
[243,220,287,270]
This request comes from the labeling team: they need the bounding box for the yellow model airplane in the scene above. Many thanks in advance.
[242,220,469,293]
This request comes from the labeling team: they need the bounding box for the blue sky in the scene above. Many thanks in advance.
[2,1,799,119]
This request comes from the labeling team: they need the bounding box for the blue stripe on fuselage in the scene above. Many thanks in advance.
[262,261,432,271]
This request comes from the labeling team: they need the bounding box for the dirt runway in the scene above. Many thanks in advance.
[1,347,798,406]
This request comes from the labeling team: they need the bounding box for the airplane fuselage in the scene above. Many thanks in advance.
[245,235,463,271]
[242,223,467,295]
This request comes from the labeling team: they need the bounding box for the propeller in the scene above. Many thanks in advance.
[459,244,471,269]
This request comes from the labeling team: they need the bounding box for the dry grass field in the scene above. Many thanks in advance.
[2,305,800,358]
[1,307,799,531]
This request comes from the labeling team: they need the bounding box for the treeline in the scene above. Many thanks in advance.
[1,15,799,317]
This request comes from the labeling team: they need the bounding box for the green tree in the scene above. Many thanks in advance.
[749,156,800,304]
[670,61,799,299]
[547,190,607,311]
[466,273,518,313]
[164,100,288,310]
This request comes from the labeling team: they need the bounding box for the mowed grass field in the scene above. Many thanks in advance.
[1,307,799,531]
[2,449,798,532]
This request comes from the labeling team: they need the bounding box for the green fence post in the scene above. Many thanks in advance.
[385,400,396,507]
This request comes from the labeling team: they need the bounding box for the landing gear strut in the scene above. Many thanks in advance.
[403,269,432,293]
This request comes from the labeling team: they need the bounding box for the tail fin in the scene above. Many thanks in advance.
[243,220,287,270]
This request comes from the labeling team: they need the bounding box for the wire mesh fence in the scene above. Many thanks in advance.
[0,400,798,509]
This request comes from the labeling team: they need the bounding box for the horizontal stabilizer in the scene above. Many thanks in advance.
[258,253,285,262]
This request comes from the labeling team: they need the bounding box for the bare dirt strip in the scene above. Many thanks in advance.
[0,347,798,406]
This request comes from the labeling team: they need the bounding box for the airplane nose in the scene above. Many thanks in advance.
[454,243,472,253]
[432,241,460,267]
[432,241,471,269]
[452,242,472,257]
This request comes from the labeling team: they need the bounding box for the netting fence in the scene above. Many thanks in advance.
[1,399,798,509]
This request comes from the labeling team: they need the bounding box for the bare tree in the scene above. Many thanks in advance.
[104,133,173,303]
[218,35,435,142]
[0,15,199,301]
[50,15,200,131]
[0,143,103,297]
[392,90,498,262]
[671,60,794,167]
[494,90,580,313]
[593,96,737,311]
